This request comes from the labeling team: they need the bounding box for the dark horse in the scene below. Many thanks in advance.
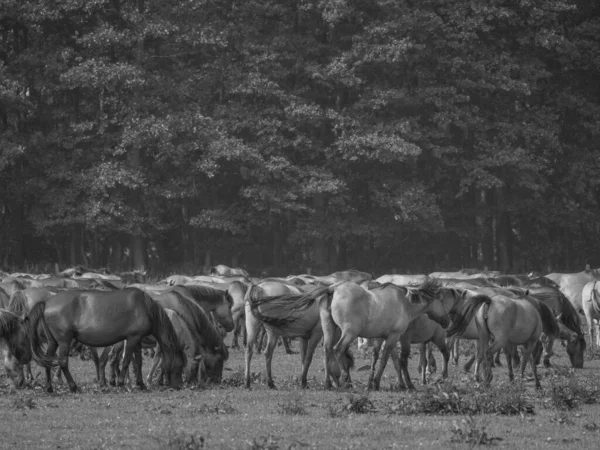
[27,288,185,393]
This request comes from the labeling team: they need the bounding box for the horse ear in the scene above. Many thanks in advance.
[20,316,29,325]
[556,313,563,321]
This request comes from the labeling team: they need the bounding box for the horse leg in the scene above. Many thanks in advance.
[244,312,260,389]
[256,326,266,354]
[520,341,541,389]
[97,347,110,387]
[390,345,407,390]
[118,338,143,389]
[300,332,322,388]
[146,346,161,384]
[264,332,278,389]
[463,354,476,373]
[398,339,414,390]
[57,339,78,393]
[283,337,296,355]
[319,307,337,390]
[368,340,382,389]
[452,338,460,366]
[132,344,145,389]
[505,345,515,382]
[418,343,427,385]
[332,331,356,388]
[371,334,401,391]
[43,338,58,393]
[108,343,123,386]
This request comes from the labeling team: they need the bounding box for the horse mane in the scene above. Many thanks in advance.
[0,310,21,338]
[138,291,183,360]
[246,284,329,327]
[179,284,233,308]
[536,301,561,338]
[405,277,443,304]
[525,286,583,338]
[446,295,492,338]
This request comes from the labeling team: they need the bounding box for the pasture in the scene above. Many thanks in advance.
[1,338,600,449]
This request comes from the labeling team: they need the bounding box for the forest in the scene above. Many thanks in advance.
[1,0,599,275]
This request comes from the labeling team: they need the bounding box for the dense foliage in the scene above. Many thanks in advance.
[1,0,599,275]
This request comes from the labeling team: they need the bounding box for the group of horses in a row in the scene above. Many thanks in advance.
[0,265,595,394]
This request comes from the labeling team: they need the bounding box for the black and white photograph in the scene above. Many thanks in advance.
[0,0,599,448]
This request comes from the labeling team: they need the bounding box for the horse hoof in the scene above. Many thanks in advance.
[267,382,277,389]
[286,351,298,355]
[45,386,53,394]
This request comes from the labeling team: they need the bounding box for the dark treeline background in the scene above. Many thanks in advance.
[1,0,599,276]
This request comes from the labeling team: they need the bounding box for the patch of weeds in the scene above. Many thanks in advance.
[583,422,600,432]
[386,383,534,416]
[545,377,599,411]
[327,393,376,417]
[551,411,574,425]
[196,396,237,415]
[164,432,205,450]
[245,434,280,450]
[12,397,36,410]
[277,394,307,416]
[222,367,245,388]
[450,415,503,446]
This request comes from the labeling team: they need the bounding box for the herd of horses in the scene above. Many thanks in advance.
[0,264,597,395]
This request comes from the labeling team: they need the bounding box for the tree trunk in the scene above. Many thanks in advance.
[312,194,327,274]
[130,235,146,271]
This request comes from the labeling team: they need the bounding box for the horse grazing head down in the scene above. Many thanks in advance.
[0,310,30,389]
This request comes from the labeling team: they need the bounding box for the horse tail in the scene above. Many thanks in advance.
[247,286,327,329]
[446,295,491,338]
[538,301,560,338]
[26,302,59,368]
[8,290,27,315]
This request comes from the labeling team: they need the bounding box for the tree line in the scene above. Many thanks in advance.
[1,0,599,275]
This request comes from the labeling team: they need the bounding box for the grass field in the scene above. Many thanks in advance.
[1,338,599,450]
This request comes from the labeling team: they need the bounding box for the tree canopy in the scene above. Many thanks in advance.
[1,0,599,275]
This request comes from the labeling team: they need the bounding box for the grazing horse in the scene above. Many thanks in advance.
[517,284,586,368]
[244,284,353,389]
[150,290,229,383]
[26,288,186,393]
[145,308,204,385]
[8,287,62,380]
[319,279,463,390]
[0,310,31,389]
[447,292,560,389]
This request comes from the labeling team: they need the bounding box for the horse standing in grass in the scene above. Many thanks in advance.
[447,291,560,389]
[319,279,464,390]
[26,288,186,393]
[244,282,353,389]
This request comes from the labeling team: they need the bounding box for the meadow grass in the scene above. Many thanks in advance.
[0,339,599,449]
